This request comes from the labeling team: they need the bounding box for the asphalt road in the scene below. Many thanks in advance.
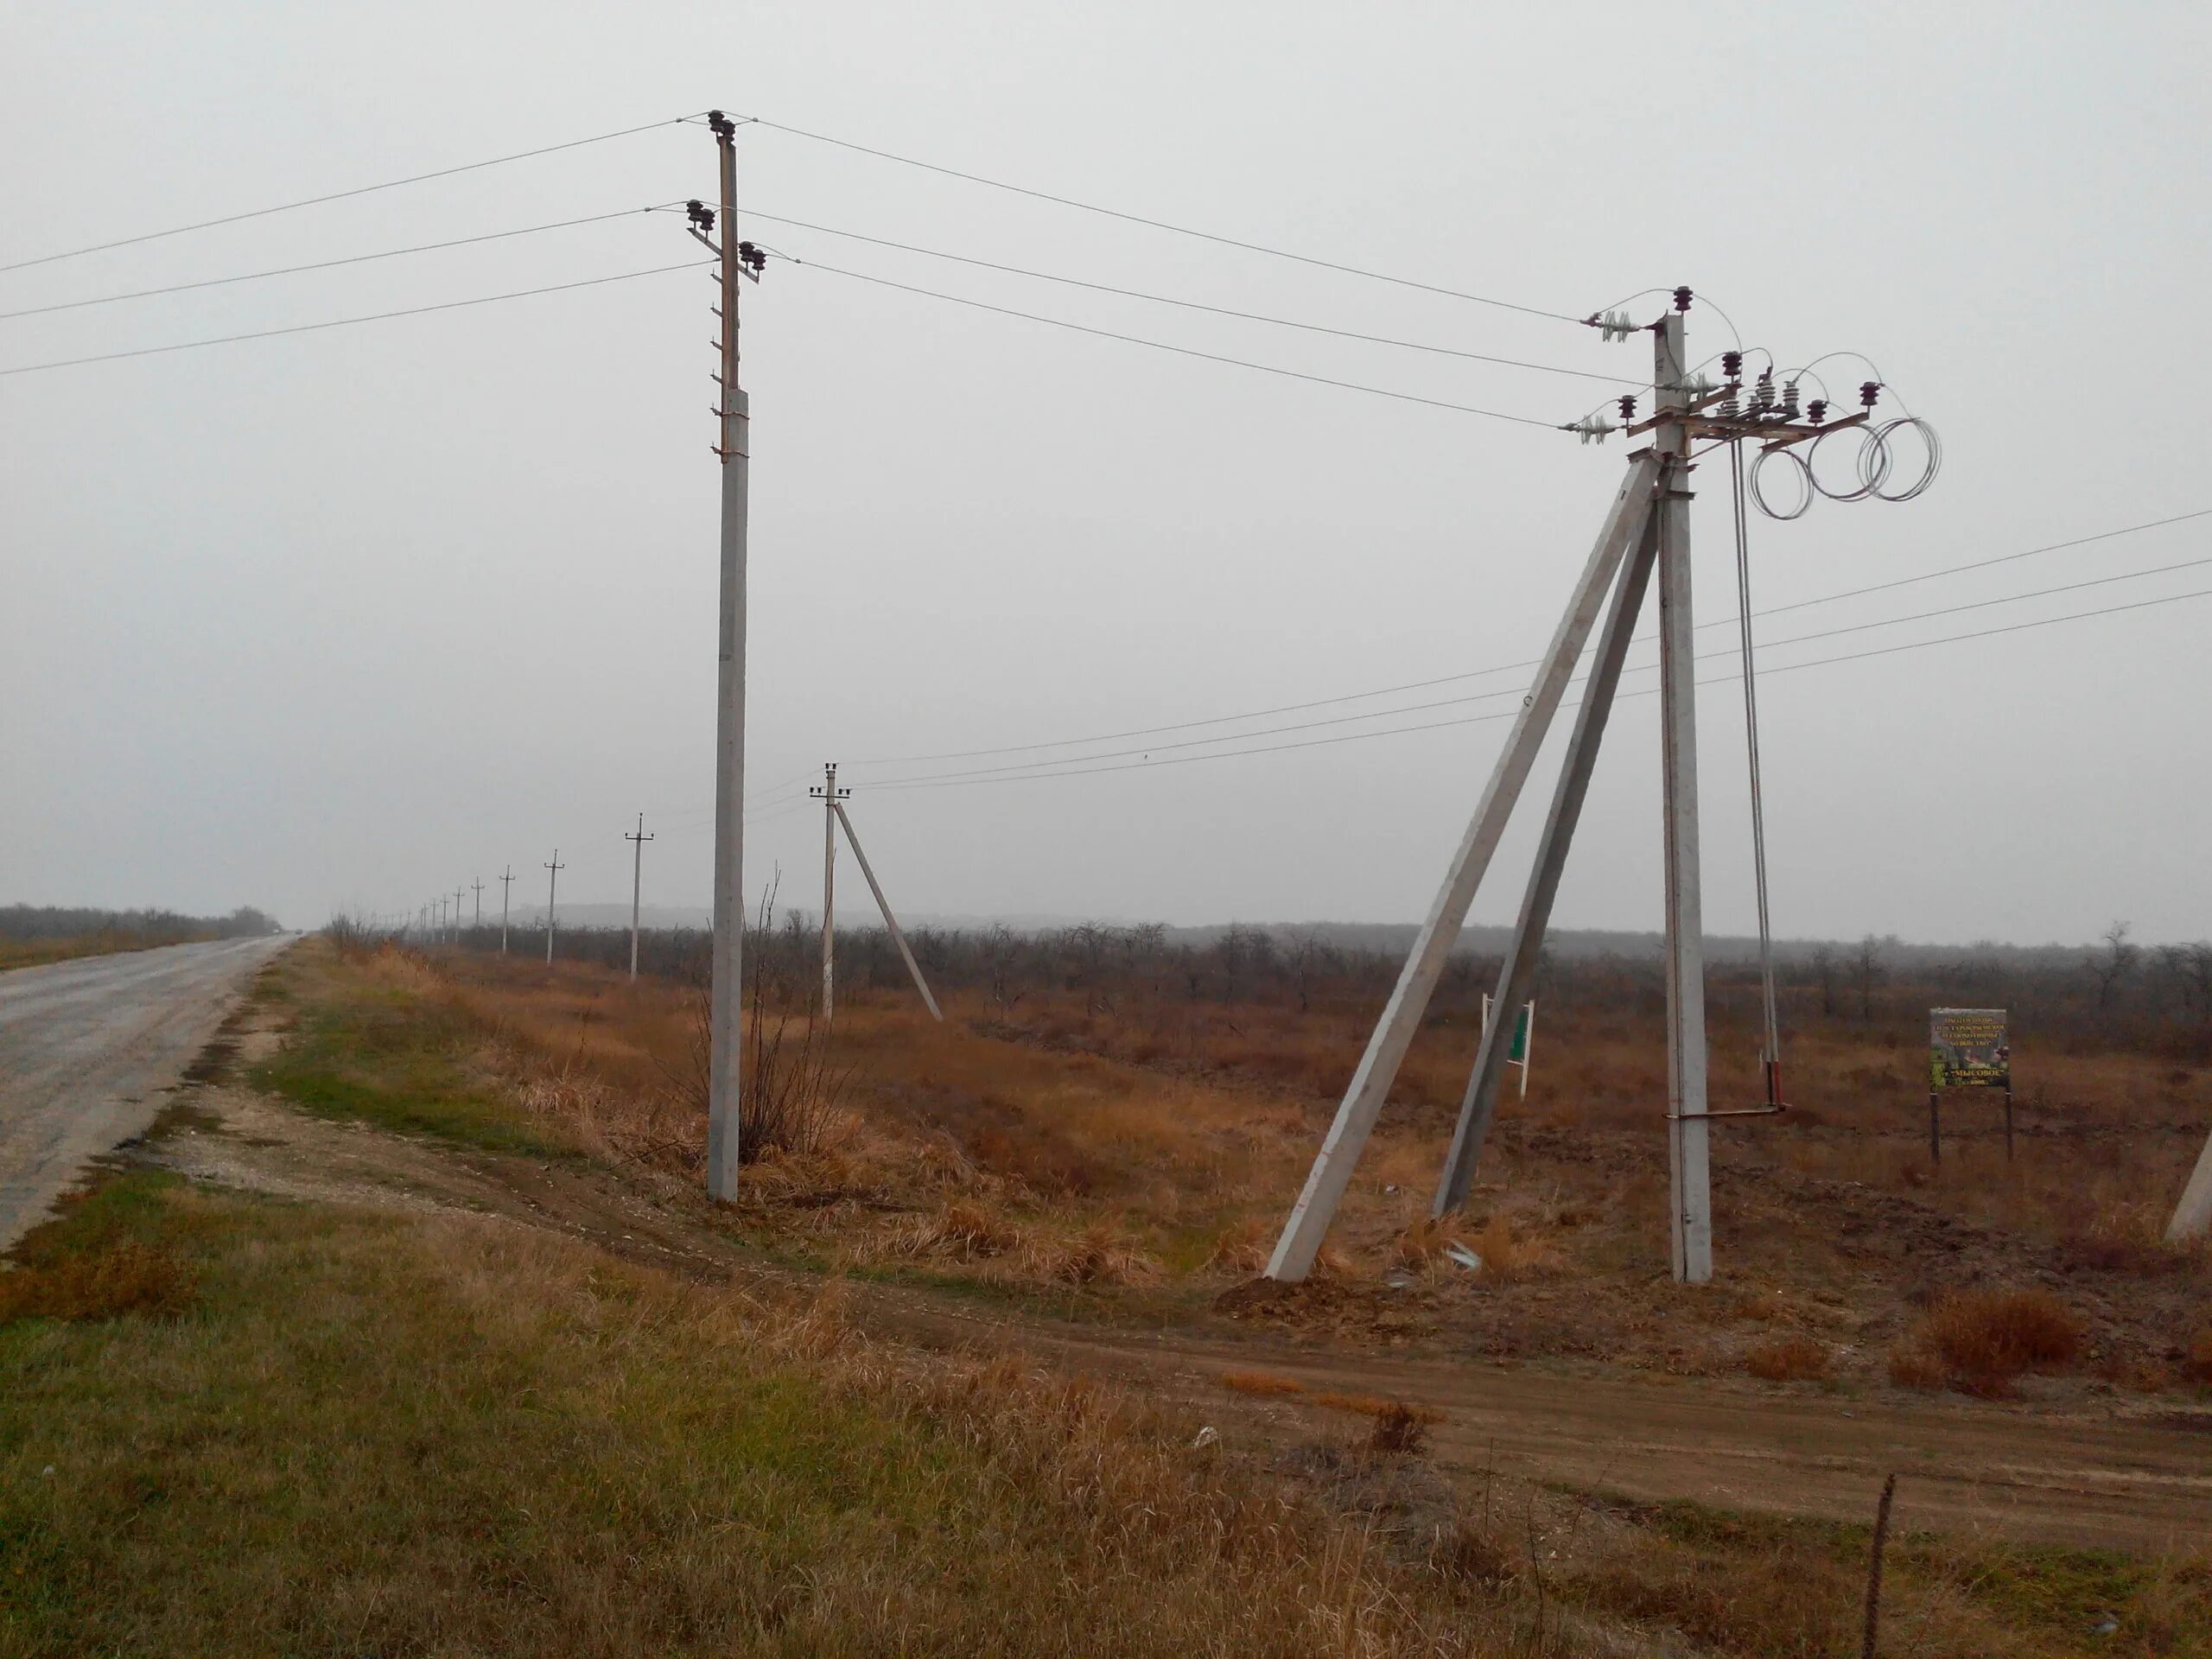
[0,937,292,1249]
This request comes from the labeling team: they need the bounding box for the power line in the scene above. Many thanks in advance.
[735,113,1584,325]
[0,259,709,378]
[0,116,694,276]
[855,507,2212,766]
[860,582,2212,791]
[798,259,1562,429]
[867,553,2211,789]
[0,206,678,321]
[740,209,1634,387]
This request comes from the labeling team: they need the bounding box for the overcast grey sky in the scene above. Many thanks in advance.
[3,2,2207,945]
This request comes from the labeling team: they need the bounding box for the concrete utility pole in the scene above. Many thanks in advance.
[543,850,564,965]
[1265,287,1885,1287]
[472,877,484,934]
[833,799,944,1021]
[2170,1131,2212,1243]
[811,762,849,1019]
[1264,456,1659,1282]
[453,887,467,949]
[1652,307,1713,1283]
[626,813,654,982]
[498,865,514,956]
[696,111,762,1202]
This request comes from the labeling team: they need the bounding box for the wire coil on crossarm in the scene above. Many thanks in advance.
[1749,413,1942,520]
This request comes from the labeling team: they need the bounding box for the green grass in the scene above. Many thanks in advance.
[250,969,564,1157]
[1559,1491,2212,1657]
[0,1174,1509,1657]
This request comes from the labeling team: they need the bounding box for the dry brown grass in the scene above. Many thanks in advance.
[289,944,2211,1396]
[1741,1334,1831,1382]
[2181,1327,2212,1386]
[0,1240,196,1324]
[1891,1287,2085,1395]
[1218,1370,1305,1397]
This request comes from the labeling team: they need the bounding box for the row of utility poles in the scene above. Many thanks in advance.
[407,768,940,1025]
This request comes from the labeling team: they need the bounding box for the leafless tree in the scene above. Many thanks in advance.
[1809,942,1839,1017]
[2088,920,2139,1009]
[1852,935,1885,1022]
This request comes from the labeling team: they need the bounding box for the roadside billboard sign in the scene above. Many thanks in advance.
[1929,1007,2010,1090]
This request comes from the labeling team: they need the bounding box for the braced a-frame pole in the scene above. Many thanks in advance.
[1433,505,1662,1214]
[1264,453,1661,1282]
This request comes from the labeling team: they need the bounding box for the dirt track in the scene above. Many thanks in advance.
[148,995,2212,1557]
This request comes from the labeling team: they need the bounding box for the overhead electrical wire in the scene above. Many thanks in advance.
[862,556,2210,789]
[0,260,709,378]
[739,209,1636,387]
[0,116,696,276]
[734,113,1584,325]
[853,507,2212,766]
[0,205,683,322]
[797,259,1562,429]
[855,583,2212,793]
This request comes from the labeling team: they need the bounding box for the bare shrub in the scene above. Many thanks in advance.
[2183,1328,2212,1385]
[672,881,849,1164]
[0,1242,196,1325]
[1892,1287,2083,1394]
[1743,1334,1831,1382]
[1885,1343,1947,1391]
[1367,1401,1430,1456]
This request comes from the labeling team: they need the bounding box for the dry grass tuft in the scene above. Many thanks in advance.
[1366,1401,1431,1456]
[895,1198,1020,1261]
[0,1241,196,1325]
[1217,1370,1304,1397]
[1891,1287,2084,1395]
[1308,1390,1442,1425]
[1022,1217,1160,1287]
[2183,1328,2212,1386]
[1742,1333,1831,1382]
[1202,1215,1268,1275]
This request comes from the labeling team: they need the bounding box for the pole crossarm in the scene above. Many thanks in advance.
[1262,450,1661,1282]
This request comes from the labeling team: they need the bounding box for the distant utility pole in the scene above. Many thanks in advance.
[832,793,944,1022]
[543,850,564,965]
[811,762,849,1019]
[691,111,763,1202]
[472,877,484,934]
[453,887,466,948]
[625,813,654,982]
[499,865,515,956]
[437,894,448,941]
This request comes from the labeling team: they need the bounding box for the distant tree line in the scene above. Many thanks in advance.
[454,911,2212,1059]
[0,904,280,944]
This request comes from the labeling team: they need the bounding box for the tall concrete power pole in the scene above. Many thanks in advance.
[810,762,849,1020]
[543,850,564,966]
[695,111,762,1202]
[499,865,514,957]
[472,877,484,934]
[453,887,467,949]
[1262,288,1903,1287]
[626,813,654,982]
